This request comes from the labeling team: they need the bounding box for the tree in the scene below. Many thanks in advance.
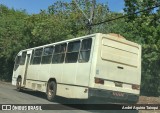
[0,5,28,81]
[124,0,160,96]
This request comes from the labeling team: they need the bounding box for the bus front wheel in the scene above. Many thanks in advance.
[47,81,57,101]
[16,77,22,91]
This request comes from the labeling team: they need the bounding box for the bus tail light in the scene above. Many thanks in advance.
[132,84,140,90]
[95,78,104,85]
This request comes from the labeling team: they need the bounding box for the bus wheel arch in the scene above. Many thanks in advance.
[46,78,57,101]
[16,75,22,91]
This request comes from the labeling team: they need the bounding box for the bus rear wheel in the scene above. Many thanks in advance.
[47,81,57,101]
[16,77,22,91]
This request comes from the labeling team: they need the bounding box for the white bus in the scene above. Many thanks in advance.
[12,33,141,103]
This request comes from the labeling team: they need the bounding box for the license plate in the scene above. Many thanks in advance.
[112,92,124,97]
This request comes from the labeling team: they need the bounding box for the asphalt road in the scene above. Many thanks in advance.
[0,82,140,113]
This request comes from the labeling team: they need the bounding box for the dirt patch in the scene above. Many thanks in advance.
[0,81,11,85]
[138,96,160,104]
[138,96,160,113]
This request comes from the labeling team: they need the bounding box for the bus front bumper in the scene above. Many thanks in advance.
[12,77,17,86]
[88,88,139,103]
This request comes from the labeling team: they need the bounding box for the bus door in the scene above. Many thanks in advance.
[23,54,30,85]
[12,54,22,85]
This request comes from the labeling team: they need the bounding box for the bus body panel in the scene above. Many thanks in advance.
[62,63,78,84]
[91,34,141,98]
[38,64,51,81]
[50,64,63,83]
[27,65,39,81]
[76,63,92,86]
[56,84,88,98]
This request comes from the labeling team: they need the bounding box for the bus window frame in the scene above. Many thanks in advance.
[13,55,21,71]
[78,38,92,63]
[20,51,27,65]
[52,43,67,64]
[32,48,43,65]
[41,46,54,64]
[65,40,80,63]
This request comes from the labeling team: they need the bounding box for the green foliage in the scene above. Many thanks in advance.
[0,5,27,81]
[124,0,160,96]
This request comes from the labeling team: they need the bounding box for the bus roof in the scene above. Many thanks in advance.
[20,33,98,52]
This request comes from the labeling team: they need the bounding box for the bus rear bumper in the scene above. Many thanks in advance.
[88,88,139,103]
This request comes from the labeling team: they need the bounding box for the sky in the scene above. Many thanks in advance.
[0,0,125,14]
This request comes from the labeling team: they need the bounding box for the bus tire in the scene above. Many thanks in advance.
[47,81,57,101]
[16,77,22,91]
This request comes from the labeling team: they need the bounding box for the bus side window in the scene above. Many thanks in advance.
[52,43,66,64]
[14,56,21,71]
[30,50,34,64]
[32,48,43,65]
[41,46,54,64]
[79,38,92,63]
[65,40,80,63]
[20,51,27,65]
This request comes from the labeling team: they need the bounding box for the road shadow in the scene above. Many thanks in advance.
[14,89,47,100]
[15,89,139,113]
